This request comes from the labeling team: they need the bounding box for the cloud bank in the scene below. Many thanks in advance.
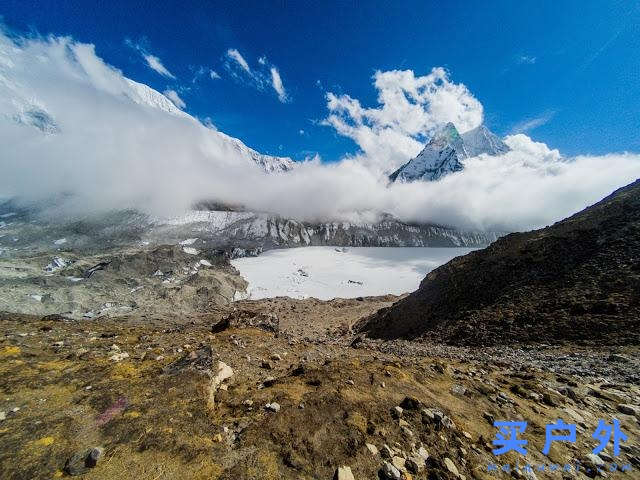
[1,30,639,232]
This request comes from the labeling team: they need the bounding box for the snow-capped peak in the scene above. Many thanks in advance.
[460,124,510,157]
[390,123,509,183]
[389,122,466,182]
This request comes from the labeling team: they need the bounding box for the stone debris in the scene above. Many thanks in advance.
[109,352,129,362]
[208,361,234,409]
[265,402,281,413]
[333,466,355,480]
[617,404,640,417]
[405,454,424,473]
[365,443,378,456]
[443,457,459,476]
[381,460,402,480]
[64,447,103,476]
[391,405,403,418]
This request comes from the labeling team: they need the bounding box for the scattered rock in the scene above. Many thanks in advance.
[391,456,405,471]
[617,404,640,417]
[443,457,459,476]
[109,352,129,362]
[262,376,277,387]
[365,443,378,456]
[64,447,103,476]
[399,396,421,410]
[608,353,630,363]
[381,460,402,480]
[380,444,394,459]
[450,384,466,396]
[211,310,279,334]
[333,466,355,480]
[415,445,429,461]
[542,391,563,407]
[265,402,281,413]
[405,454,424,473]
[207,361,234,409]
[391,406,403,418]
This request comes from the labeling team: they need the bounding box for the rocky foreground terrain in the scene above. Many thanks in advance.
[1,298,639,480]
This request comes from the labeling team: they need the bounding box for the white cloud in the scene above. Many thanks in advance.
[299,129,305,135]
[517,55,537,65]
[1,31,639,234]
[224,48,290,103]
[511,111,555,134]
[125,39,176,79]
[226,48,250,73]
[323,68,483,173]
[163,89,186,109]
[142,53,175,79]
[270,67,287,103]
[209,69,220,80]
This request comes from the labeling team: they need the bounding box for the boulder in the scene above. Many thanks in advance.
[333,466,355,480]
[381,461,402,480]
[64,447,103,476]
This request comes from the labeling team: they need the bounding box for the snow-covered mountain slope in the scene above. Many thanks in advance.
[120,79,297,173]
[389,122,509,182]
[123,80,296,173]
[0,59,295,174]
[215,132,296,173]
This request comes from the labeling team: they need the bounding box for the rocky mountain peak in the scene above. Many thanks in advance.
[389,123,509,183]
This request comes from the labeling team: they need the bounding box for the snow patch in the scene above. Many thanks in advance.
[44,256,70,272]
[179,238,198,246]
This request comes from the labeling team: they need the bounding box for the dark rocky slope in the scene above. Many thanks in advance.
[358,179,640,345]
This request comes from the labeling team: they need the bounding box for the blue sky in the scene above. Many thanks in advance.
[2,0,639,161]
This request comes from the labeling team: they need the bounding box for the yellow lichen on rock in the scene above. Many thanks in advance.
[32,436,55,447]
[1,345,21,356]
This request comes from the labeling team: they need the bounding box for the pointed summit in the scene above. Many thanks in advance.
[389,123,509,183]
[461,124,510,157]
[389,123,466,182]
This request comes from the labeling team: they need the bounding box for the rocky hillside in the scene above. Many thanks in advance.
[160,211,502,251]
[358,179,640,346]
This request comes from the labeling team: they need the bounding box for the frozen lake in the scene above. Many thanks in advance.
[231,246,476,300]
